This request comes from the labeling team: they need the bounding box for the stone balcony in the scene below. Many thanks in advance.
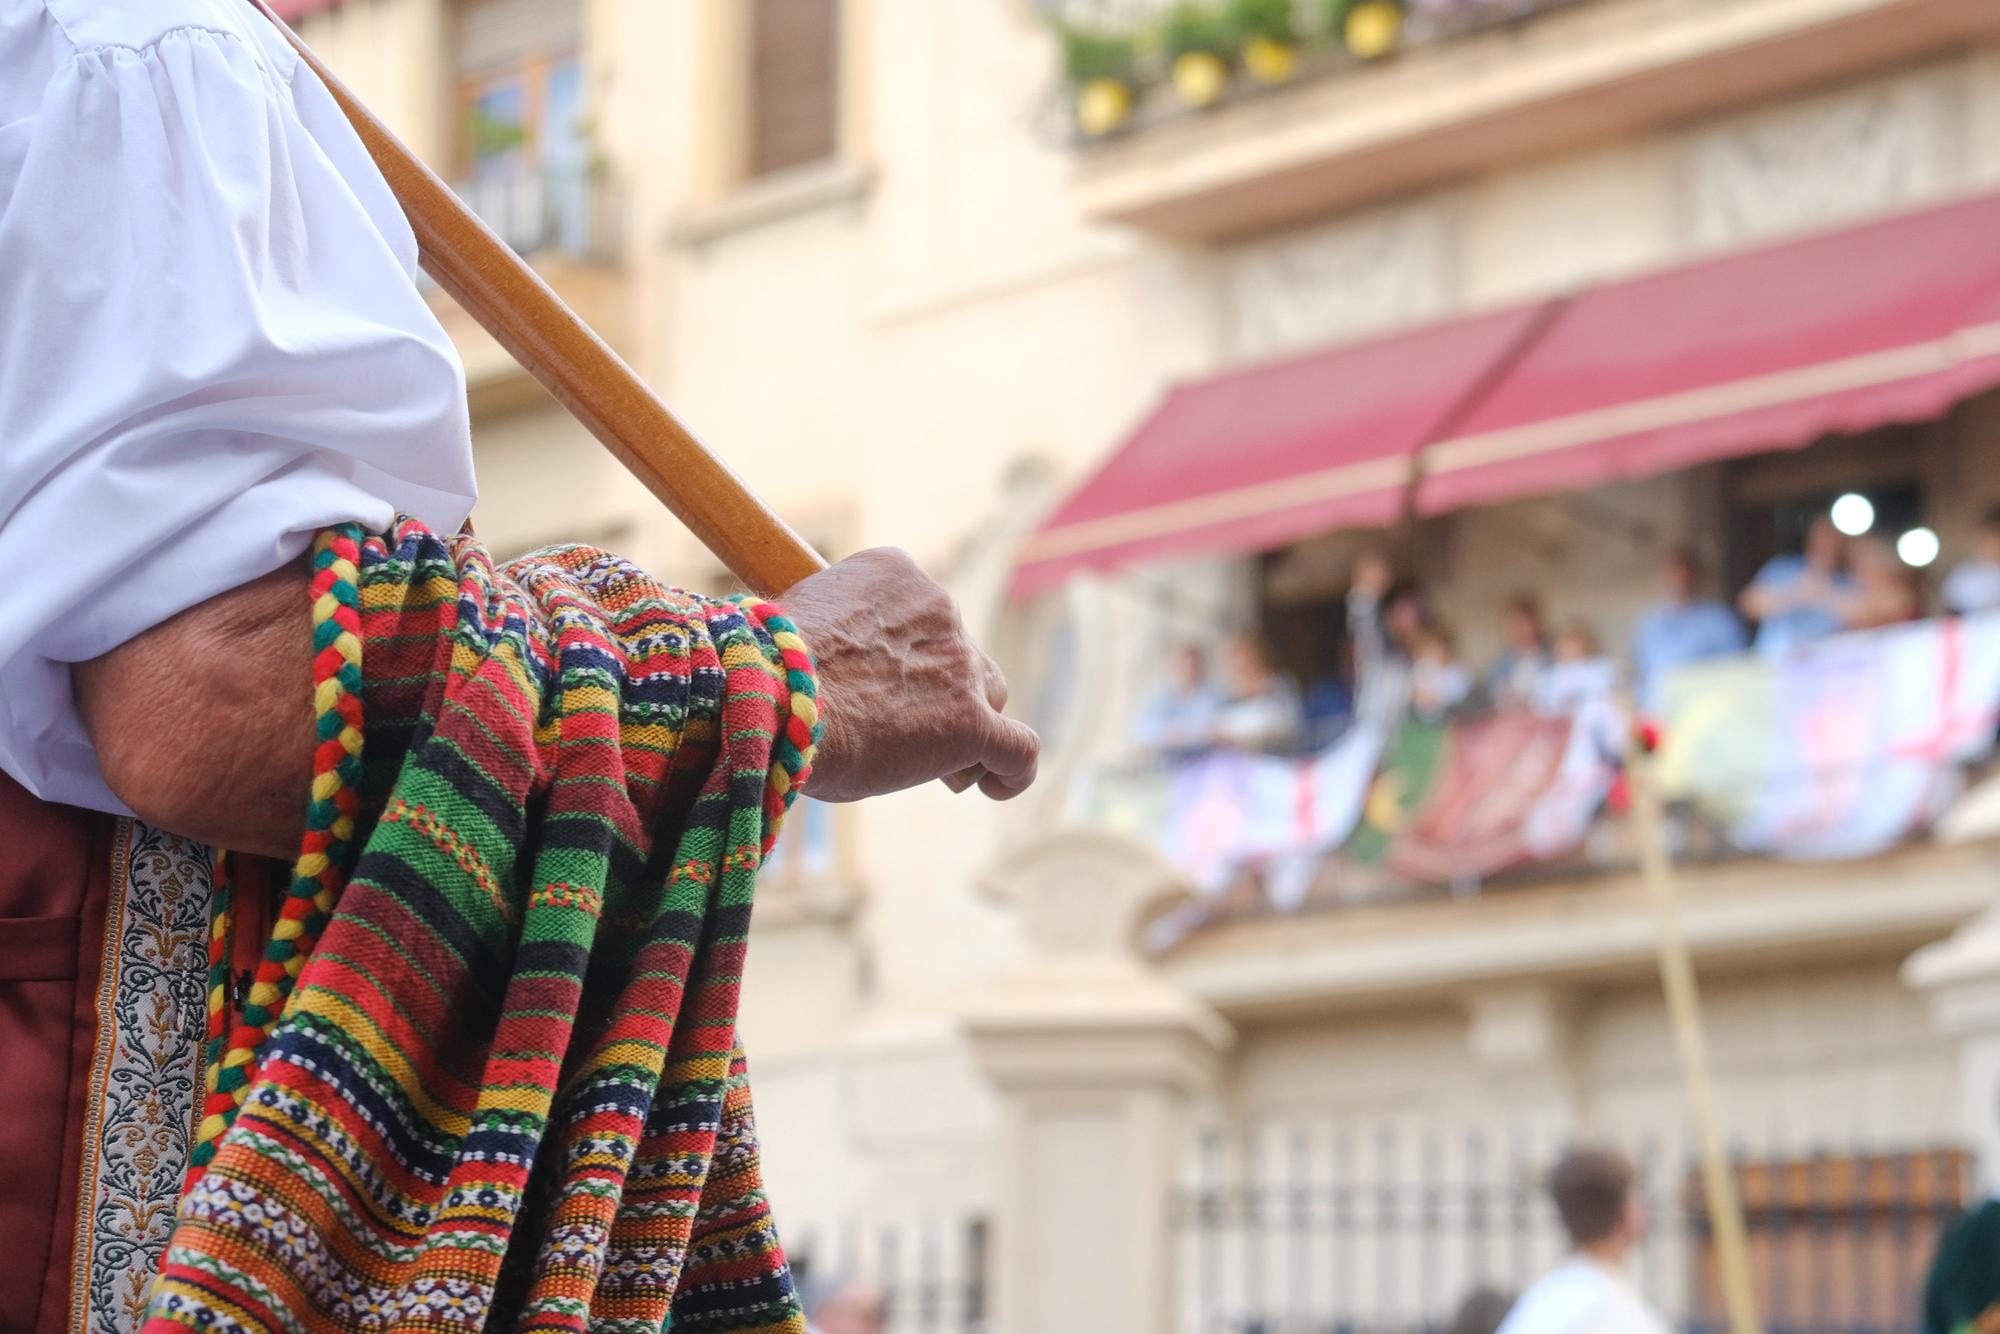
[1070,0,2000,240]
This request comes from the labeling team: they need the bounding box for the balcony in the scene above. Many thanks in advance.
[454,166,623,266]
[1053,0,2000,240]
[429,166,631,403]
[1056,604,2000,1010]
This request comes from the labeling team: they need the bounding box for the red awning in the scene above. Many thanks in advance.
[1417,192,2000,514]
[1014,192,2000,595]
[1009,302,1556,597]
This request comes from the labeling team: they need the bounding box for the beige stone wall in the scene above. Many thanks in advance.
[296,0,450,163]
[1214,956,1957,1148]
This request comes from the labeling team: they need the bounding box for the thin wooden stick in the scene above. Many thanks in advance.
[248,0,826,599]
[1627,736,1762,1334]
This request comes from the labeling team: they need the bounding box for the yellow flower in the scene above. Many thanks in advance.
[1076,78,1133,137]
[1172,51,1229,108]
[1243,37,1296,85]
[1345,0,1404,60]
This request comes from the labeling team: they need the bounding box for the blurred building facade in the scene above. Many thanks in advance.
[283,0,2000,1329]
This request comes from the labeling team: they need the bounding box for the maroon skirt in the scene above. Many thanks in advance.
[0,770,113,1330]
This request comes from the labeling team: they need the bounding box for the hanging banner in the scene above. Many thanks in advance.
[1662,614,2000,860]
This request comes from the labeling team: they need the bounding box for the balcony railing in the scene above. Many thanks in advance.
[1078,612,2000,944]
[1050,0,2000,238]
[1047,0,1590,146]
[782,1214,989,1334]
[452,167,622,266]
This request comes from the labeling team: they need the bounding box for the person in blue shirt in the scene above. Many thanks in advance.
[1633,547,1746,713]
[1132,643,1223,760]
[1484,591,1551,710]
[1738,515,1853,655]
[1943,506,2000,616]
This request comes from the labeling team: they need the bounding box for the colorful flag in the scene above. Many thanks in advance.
[1737,614,2000,858]
[1661,614,2000,859]
[1342,719,1449,867]
[1386,712,1576,885]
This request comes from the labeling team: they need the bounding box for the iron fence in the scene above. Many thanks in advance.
[1176,1124,1970,1334]
[784,1215,990,1334]
[452,167,622,265]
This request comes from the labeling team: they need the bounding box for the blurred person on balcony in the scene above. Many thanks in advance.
[1943,506,2000,615]
[1348,549,1421,727]
[1346,547,1397,684]
[1534,621,1621,716]
[1843,534,1923,630]
[1632,547,1746,714]
[1410,624,1473,722]
[1132,643,1222,761]
[1212,636,1305,755]
[1740,514,1852,654]
[1485,592,1551,710]
[800,1273,886,1334]
[1498,1147,1668,1334]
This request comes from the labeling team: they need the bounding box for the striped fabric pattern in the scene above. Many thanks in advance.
[143,519,813,1333]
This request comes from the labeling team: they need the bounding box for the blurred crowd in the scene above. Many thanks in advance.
[1134,506,2000,761]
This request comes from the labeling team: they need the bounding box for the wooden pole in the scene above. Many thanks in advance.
[246,0,825,599]
[1626,734,1762,1334]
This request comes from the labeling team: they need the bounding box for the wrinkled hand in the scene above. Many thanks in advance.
[778,548,1040,802]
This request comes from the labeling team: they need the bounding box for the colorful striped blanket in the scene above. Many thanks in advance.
[143,519,816,1332]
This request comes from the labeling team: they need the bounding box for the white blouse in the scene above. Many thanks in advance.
[0,0,476,813]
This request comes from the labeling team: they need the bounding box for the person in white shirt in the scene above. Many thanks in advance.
[0,1,1037,1319]
[1498,1147,1672,1334]
[1409,624,1473,722]
[1132,643,1223,760]
[800,1274,887,1334]
[1943,506,2000,616]
[1,0,1037,832]
[1212,636,1305,754]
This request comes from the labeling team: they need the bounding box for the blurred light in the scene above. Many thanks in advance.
[1898,526,1940,568]
[1831,492,1875,536]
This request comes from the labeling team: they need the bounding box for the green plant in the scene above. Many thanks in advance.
[467,107,527,161]
[1051,19,1138,85]
[1224,0,1298,44]
[1160,2,1233,60]
[1324,0,1405,27]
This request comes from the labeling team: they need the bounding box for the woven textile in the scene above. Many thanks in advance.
[143,518,814,1333]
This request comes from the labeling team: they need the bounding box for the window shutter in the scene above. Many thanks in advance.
[747,0,840,179]
[453,0,582,78]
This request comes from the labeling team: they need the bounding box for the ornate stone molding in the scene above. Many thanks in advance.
[1223,197,1457,361]
[1679,63,1969,249]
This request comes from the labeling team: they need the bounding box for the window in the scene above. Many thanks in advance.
[745,0,841,180]
[468,79,528,180]
[457,57,585,181]
[451,0,605,260]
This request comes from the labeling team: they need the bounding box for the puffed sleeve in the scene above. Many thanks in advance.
[0,22,476,813]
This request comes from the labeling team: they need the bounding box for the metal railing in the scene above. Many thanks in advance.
[1044,0,1584,35]
[784,1215,990,1334]
[1175,1124,1969,1334]
[451,166,622,265]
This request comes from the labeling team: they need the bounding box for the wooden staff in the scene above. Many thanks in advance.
[247,0,826,599]
[1626,729,1762,1334]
